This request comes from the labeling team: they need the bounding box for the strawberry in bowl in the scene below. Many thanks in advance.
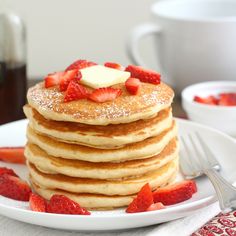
[182,81,236,137]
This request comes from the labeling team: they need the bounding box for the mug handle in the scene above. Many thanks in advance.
[126,22,163,71]
[127,23,174,86]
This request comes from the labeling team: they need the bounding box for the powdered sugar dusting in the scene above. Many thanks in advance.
[27,82,174,124]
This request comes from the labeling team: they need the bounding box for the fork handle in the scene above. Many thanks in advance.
[205,169,236,213]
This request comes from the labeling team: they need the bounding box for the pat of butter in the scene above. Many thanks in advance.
[80,65,130,88]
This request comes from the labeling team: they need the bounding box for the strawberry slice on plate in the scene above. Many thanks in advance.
[0,174,31,201]
[153,180,197,205]
[219,93,236,106]
[29,193,46,212]
[47,194,91,215]
[104,62,124,70]
[65,59,97,71]
[126,183,153,213]
[125,78,141,95]
[89,87,122,103]
[125,65,161,85]
[194,95,218,105]
[59,69,82,92]
[0,147,25,164]
[64,79,89,102]
[146,202,165,212]
[44,72,64,88]
[0,167,18,177]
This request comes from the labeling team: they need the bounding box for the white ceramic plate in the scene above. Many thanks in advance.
[0,118,235,231]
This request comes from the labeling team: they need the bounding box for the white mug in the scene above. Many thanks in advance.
[127,0,236,93]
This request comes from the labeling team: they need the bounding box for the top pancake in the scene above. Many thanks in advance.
[27,81,174,125]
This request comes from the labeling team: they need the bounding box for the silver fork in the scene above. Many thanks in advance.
[180,132,236,213]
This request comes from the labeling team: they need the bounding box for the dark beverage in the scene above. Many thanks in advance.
[0,62,27,124]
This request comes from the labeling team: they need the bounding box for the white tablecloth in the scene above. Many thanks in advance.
[0,202,220,236]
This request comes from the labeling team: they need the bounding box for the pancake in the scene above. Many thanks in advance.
[31,171,177,210]
[27,82,174,125]
[24,105,173,148]
[24,138,178,179]
[27,157,178,196]
[26,121,177,162]
[31,181,134,210]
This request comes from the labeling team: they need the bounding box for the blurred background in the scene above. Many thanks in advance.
[3,0,157,79]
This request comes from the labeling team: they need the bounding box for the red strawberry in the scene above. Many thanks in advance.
[125,78,141,95]
[194,95,218,105]
[219,93,236,106]
[64,79,89,102]
[126,198,139,213]
[146,202,165,212]
[0,147,25,164]
[125,65,161,85]
[29,193,46,212]
[0,174,31,201]
[47,194,90,215]
[65,59,97,71]
[153,180,197,205]
[126,183,153,213]
[104,62,124,70]
[59,69,82,92]
[0,167,18,177]
[89,87,122,103]
[44,72,64,88]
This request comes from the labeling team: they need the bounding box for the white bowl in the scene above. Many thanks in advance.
[181,81,236,137]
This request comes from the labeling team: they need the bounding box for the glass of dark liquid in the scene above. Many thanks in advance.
[0,13,27,125]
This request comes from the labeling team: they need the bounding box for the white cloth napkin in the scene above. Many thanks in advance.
[0,202,220,236]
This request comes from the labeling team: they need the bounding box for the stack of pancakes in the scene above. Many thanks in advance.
[24,81,178,209]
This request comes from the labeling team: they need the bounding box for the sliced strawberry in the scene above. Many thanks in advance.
[0,174,31,201]
[153,180,197,205]
[126,183,153,213]
[125,65,161,85]
[0,147,25,164]
[194,95,218,105]
[146,202,165,212]
[29,193,46,212]
[125,78,141,95]
[89,87,122,103]
[104,62,124,70]
[219,93,236,106]
[64,79,89,103]
[0,167,18,177]
[65,59,97,71]
[59,69,82,92]
[126,198,139,213]
[47,194,91,215]
[44,72,64,88]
